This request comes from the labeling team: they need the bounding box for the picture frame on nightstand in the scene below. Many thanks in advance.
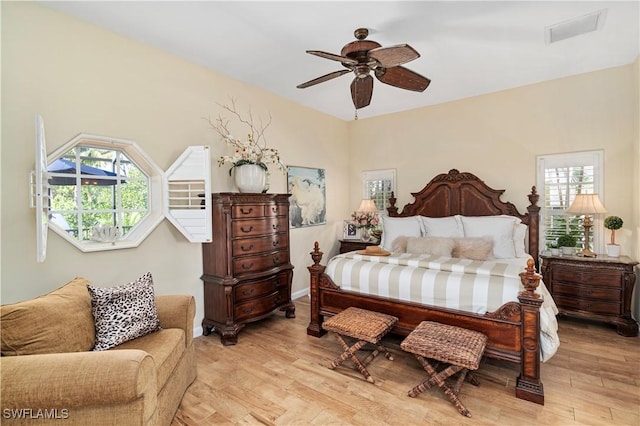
[343,220,360,239]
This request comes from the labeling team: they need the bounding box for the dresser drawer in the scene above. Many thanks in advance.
[231,218,287,237]
[552,282,621,301]
[552,266,621,287]
[232,204,265,219]
[554,295,621,316]
[234,290,286,322]
[232,234,288,256]
[234,278,277,302]
[233,249,289,275]
[264,203,288,217]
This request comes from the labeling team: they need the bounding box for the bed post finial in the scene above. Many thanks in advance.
[387,191,398,216]
[528,186,539,206]
[310,241,323,266]
[519,259,541,296]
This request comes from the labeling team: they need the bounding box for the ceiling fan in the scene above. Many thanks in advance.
[297,28,431,110]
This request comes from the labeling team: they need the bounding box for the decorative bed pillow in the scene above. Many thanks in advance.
[419,215,464,238]
[380,216,423,251]
[390,236,409,253]
[406,237,455,257]
[0,277,95,356]
[514,223,528,257]
[459,216,518,259]
[453,237,495,260]
[88,272,161,351]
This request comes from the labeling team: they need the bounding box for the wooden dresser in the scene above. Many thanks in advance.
[201,193,295,345]
[540,254,638,336]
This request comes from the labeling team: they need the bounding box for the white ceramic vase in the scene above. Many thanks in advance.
[234,164,266,193]
[606,244,621,258]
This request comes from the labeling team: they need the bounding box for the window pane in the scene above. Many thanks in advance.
[537,151,603,252]
[362,169,396,212]
[48,145,150,244]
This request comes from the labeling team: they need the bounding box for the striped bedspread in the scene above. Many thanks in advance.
[325,252,560,361]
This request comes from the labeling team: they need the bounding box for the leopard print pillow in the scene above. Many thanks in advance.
[88,272,161,351]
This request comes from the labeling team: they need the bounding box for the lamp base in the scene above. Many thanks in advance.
[577,248,597,258]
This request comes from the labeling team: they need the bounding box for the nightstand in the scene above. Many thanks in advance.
[540,254,638,336]
[339,239,378,254]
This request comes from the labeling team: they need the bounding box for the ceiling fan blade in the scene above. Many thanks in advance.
[297,69,351,89]
[306,50,358,66]
[375,66,431,92]
[368,44,420,68]
[350,75,374,109]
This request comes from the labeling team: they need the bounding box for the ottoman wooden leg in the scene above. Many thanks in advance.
[408,355,472,418]
[329,335,375,383]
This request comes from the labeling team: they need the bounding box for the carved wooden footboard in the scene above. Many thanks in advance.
[307,170,546,404]
[308,244,544,404]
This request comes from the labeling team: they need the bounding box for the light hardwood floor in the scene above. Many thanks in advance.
[173,298,639,425]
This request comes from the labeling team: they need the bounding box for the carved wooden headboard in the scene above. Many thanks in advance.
[387,169,541,268]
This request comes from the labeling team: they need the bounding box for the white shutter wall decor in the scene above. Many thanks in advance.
[163,146,212,243]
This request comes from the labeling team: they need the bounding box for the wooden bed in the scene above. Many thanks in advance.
[307,169,547,404]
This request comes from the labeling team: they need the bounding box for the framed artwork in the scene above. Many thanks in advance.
[343,220,360,240]
[287,166,326,228]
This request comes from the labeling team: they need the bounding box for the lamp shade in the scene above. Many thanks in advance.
[357,199,377,213]
[566,194,607,214]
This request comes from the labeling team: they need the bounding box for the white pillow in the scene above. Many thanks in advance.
[495,215,528,257]
[380,216,423,251]
[420,215,464,238]
[460,216,518,259]
[514,223,528,257]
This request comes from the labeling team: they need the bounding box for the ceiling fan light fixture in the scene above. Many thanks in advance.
[297,27,430,111]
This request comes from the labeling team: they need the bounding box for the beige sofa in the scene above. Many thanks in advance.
[0,277,197,425]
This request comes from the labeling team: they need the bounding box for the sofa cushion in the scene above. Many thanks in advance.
[88,272,161,351]
[113,328,185,390]
[0,277,95,356]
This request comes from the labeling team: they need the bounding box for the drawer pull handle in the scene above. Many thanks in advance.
[272,223,279,230]
[272,207,278,213]
[242,288,255,297]
[240,226,253,233]
[272,240,280,247]
[240,207,253,215]
[240,244,253,252]
[242,306,254,314]
[241,262,255,270]
[272,256,280,264]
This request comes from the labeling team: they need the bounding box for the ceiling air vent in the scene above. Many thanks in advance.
[545,9,608,44]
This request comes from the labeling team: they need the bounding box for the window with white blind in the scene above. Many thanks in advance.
[536,150,604,253]
[362,169,396,212]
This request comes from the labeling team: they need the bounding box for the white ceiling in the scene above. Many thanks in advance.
[42,1,639,121]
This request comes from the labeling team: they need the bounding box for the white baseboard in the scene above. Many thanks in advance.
[292,288,308,301]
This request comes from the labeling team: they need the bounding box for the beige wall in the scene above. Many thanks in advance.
[351,61,639,320]
[0,3,349,331]
[2,3,639,327]
[351,64,638,257]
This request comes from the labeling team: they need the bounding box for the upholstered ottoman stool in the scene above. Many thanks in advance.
[400,321,487,417]
[322,307,398,383]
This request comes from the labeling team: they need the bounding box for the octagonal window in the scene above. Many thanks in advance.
[33,116,211,260]
[43,133,165,252]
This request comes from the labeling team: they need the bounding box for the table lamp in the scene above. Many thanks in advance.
[357,199,377,213]
[565,193,607,257]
